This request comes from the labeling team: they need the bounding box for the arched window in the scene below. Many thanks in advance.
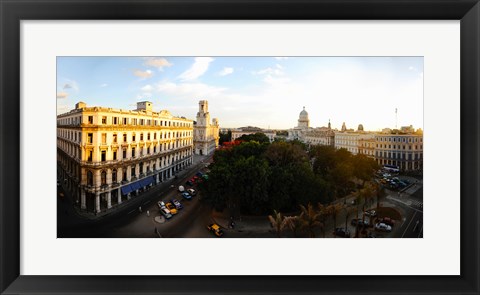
[87,170,93,186]
[112,169,117,183]
[101,170,107,185]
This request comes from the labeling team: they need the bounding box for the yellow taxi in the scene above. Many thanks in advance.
[165,203,178,215]
[207,223,224,237]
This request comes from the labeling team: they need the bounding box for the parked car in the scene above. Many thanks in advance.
[333,227,350,238]
[187,188,196,196]
[365,210,377,217]
[375,223,392,232]
[182,192,192,200]
[196,171,204,177]
[157,201,166,209]
[186,180,193,186]
[160,208,172,219]
[380,217,396,226]
[171,199,183,210]
[207,223,224,237]
[165,203,178,215]
[351,219,370,227]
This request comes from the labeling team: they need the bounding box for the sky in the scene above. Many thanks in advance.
[57,56,423,131]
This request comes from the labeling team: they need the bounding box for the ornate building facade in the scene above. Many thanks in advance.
[374,132,423,171]
[57,101,194,213]
[193,100,219,155]
[288,107,334,146]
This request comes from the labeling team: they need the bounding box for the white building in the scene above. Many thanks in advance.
[334,125,375,155]
[193,100,219,155]
[57,101,194,214]
[231,126,276,142]
[288,107,334,146]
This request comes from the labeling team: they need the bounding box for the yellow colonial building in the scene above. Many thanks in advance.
[57,101,194,213]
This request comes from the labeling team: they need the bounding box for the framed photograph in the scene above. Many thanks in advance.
[1,0,479,294]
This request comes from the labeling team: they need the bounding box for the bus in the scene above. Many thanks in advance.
[383,164,400,173]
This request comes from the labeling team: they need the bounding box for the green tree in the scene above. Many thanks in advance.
[237,132,270,144]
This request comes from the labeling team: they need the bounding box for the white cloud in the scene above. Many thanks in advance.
[253,67,285,77]
[57,92,68,99]
[141,84,154,92]
[133,69,153,78]
[178,57,214,81]
[144,57,172,70]
[155,80,226,98]
[219,67,234,76]
[62,80,79,91]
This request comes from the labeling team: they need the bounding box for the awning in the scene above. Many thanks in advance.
[121,185,133,195]
[131,181,142,191]
[141,176,153,187]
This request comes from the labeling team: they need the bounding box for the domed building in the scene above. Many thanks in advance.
[297,106,310,128]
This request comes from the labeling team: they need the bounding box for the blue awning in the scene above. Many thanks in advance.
[131,181,141,191]
[142,176,154,187]
[121,185,133,195]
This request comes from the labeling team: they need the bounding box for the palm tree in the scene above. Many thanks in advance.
[299,203,322,238]
[343,205,355,234]
[268,210,288,238]
[317,203,330,238]
[284,214,303,238]
[326,203,343,237]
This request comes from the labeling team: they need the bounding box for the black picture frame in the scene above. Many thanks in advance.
[1,0,479,294]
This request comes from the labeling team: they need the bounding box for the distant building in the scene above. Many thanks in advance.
[335,131,375,155]
[231,126,276,142]
[57,101,194,214]
[374,132,423,171]
[193,100,219,155]
[287,107,334,146]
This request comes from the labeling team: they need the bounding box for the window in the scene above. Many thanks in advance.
[123,149,127,159]
[132,134,136,142]
[113,117,118,125]
[153,146,156,153]
[147,147,150,154]
[112,169,117,183]
[101,170,107,185]
[113,151,117,160]
[154,133,157,140]
[87,171,93,186]
[123,170,127,181]
[123,117,128,125]
[132,118,137,125]
[88,116,93,124]
[123,133,127,142]
[147,133,150,140]
[87,150,93,162]
[87,133,93,144]
[101,150,106,162]
[140,133,144,141]
[102,133,107,144]
[140,163,143,174]
[131,166,136,177]
[140,119,144,125]
[113,134,117,143]
[102,116,107,124]
[132,148,136,158]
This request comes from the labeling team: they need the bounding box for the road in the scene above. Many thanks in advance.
[58,155,215,238]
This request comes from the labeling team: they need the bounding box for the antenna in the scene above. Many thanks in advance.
[395,108,398,129]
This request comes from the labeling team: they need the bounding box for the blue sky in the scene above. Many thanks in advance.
[57,56,423,131]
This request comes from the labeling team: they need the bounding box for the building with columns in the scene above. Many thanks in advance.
[374,131,423,171]
[193,100,220,155]
[334,124,375,156]
[57,101,194,214]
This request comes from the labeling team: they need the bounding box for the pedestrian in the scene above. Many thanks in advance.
[139,206,142,212]
[147,210,150,217]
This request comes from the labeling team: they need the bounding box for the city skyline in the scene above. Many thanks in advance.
[57,56,423,130]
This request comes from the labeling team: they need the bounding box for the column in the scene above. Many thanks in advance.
[95,192,101,213]
[127,193,131,200]
[107,191,112,209]
[81,190,86,210]
[117,189,122,204]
